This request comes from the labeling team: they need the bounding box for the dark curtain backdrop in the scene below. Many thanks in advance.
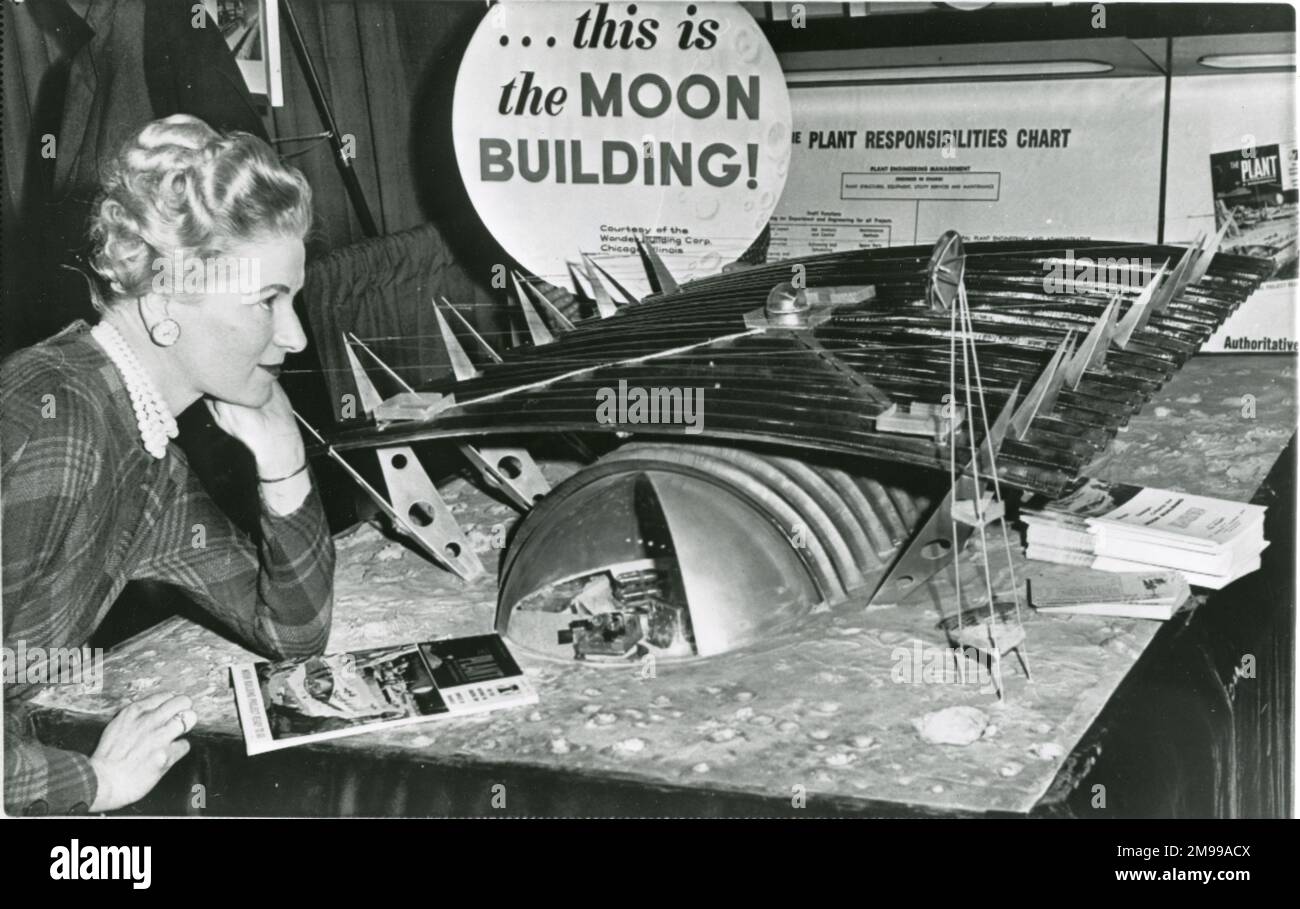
[270,0,515,336]
[2,0,90,353]
[2,0,512,356]
[266,0,515,368]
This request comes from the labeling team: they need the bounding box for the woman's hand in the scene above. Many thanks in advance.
[88,693,197,812]
[207,382,311,516]
[206,382,305,479]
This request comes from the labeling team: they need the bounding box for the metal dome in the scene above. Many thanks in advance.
[497,443,925,663]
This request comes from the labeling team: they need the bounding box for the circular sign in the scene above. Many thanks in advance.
[453,1,791,298]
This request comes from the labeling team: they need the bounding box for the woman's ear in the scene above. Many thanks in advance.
[137,290,171,325]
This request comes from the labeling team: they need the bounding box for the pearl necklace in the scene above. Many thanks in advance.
[90,321,178,459]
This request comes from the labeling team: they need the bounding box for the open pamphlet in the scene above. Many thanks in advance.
[230,633,537,755]
[1021,477,1267,590]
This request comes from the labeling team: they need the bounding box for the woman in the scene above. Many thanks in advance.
[2,115,335,814]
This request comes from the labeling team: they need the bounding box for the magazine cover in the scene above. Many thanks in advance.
[231,634,537,755]
[1210,142,1299,279]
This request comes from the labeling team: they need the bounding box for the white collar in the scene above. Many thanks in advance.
[90,321,178,459]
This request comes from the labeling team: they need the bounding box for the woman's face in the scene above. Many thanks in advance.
[168,236,307,408]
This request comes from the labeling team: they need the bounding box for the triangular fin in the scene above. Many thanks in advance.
[1062,298,1118,389]
[511,272,555,346]
[1009,332,1073,439]
[342,335,385,415]
[518,272,576,332]
[581,253,618,318]
[431,299,479,381]
[634,235,679,295]
[1113,260,1168,347]
[440,296,503,364]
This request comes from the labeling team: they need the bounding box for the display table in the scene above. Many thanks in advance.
[30,356,1296,816]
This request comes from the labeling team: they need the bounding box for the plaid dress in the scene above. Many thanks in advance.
[2,323,335,814]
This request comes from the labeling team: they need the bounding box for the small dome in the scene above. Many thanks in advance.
[498,458,822,663]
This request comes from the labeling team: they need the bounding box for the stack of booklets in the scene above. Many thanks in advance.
[1027,571,1192,620]
[231,633,537,755]
[1021,477,1267,590]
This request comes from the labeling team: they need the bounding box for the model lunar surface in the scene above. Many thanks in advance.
[305,230,1272,677]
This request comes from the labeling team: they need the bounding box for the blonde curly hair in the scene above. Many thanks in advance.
[87,114,313,310]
